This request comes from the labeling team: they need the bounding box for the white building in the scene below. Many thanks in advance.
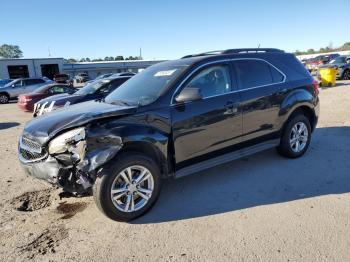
[0,58,63,79]
[0,58,164,80]
[62,59,164,79]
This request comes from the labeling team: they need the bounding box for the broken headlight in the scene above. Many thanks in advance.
[48,128,86,160]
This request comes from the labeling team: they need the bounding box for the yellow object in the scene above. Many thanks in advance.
[319,67,337,87]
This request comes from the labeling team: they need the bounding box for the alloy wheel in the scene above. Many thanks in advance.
[289,122,309,153]
[343,70,350,80]
[110,165,154,213]
[0,95,9,104]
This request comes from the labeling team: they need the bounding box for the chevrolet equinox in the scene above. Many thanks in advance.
[18,48,320,221]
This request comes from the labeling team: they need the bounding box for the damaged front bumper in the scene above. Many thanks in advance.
[19,155,63,184]
[18,132,123,192]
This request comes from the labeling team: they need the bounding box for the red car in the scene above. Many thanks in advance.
[17,83,76,112]
[305,53,340,72]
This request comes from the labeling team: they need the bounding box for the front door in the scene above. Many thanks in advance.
[171,63,242,169]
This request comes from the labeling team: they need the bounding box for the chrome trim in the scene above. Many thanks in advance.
[20,136,42,153]
[18,149,48,163]
[18,136,48,163]
[171,58,287,105]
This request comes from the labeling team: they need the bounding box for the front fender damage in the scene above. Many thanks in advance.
[55,134,123,194]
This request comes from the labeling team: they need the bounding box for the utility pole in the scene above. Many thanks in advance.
[139,48,142,60]
[48,46,51,57]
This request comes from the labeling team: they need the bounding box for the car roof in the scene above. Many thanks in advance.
[156,48,289,69]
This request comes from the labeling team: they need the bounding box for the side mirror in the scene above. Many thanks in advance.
[175,87,202,103]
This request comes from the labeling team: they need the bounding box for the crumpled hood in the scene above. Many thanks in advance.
[23,101,137,145]
[37,93,84,107]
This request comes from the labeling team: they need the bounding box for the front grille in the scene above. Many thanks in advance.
[19,136,47,162]
[21,136,42,152]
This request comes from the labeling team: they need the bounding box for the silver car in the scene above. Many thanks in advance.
[0,77,53,104]
[319,55,350,80]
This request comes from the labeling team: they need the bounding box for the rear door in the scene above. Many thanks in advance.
[232,59,285,142]
[171,63,242,169]
[25,79,46,93]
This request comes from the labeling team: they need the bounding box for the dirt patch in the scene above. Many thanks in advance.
[11,189,52,212]
[18,225,68,259]
[56,202,87,219]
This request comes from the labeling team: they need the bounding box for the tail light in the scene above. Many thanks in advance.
[312,80,319,96]
[20,96,32,103]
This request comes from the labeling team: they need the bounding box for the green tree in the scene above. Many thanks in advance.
[66,58,77,63]
[0,44,23,58]
[115,55,124,60]
[306,49,315,54]
[85,57,91,62]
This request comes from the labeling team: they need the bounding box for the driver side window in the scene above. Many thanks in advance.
[186,65,231,98]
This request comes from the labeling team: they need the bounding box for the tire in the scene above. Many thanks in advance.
[93,153,161,221]
[342,69,350,80]
[277,114,311,158]
[0,93,9,104]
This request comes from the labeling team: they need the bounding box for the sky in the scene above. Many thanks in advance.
[1,0,349,60]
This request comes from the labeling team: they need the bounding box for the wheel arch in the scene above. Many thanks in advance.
[278,88,318,134]
[119,140,170,178]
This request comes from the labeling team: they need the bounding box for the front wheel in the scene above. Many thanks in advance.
[277,114,312,158]
[93,153,161,221]
[342,69,350,80]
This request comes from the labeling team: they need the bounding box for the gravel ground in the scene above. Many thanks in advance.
[0,81,350,261]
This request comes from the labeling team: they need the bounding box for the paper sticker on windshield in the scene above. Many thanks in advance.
[154,69,177,77]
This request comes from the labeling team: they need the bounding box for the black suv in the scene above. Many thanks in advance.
[18,48,319,221]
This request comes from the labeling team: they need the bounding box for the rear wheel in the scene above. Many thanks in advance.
[0,93,9,104]
[93,153,161,221]
[277,114,311,158]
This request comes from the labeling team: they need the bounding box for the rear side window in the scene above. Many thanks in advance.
[25,79,44,85]
[233,60,283,90]
[269,66,284,82]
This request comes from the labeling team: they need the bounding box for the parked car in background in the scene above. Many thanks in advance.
[111,72,136,77]
[74,73,90,83]
[33,75,132,116]
[19,48,319,221]
[85,73,114,84]
[319,55,350,80]
[53,74,73,85]
[305,53,340,72]
[0,79,13,87]
[17,83,77,112]
[0,77,53,104]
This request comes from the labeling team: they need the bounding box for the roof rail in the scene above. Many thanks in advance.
[181,50,224,59]
[222,48,284,54]
[181,48,284,58]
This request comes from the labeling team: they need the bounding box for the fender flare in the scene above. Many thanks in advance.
[277,89,318,132]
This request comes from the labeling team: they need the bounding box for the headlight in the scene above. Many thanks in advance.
[48,127,85,155]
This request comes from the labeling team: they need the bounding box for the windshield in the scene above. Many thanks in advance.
[4,79,19,88]
[330,56,346,64]
[75,79,110,95]
[105,63,187,106]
